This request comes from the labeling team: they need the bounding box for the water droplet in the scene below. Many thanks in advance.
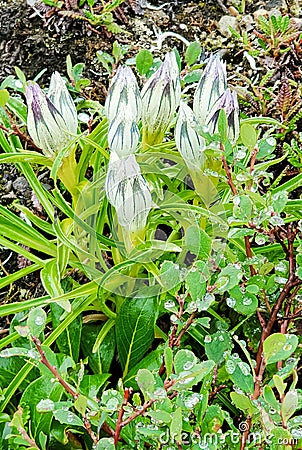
[170,314,178,324]
[218,335,224,342]
[233,353,240,359]
[292,428,302,438]
[204,335,212,343]
[233,195,240,206]
[178,374,195,385]
[275,262,287,273]
[183,361,194,370]
[275,276,287,284]
[35,315,45,326]
[255,235,266,245]
[187,301,197,313]
[283,344,292,352]
[269,408,276,415]
[164,300,175,309]
[270,216,284,226]
[204,293,215,302]
[235,150,246,160]
[226,360,236,374]
[243,297,252,306]
[267,137,276,146]
[184,394,200,408]
[37,399,54,412]
[226,297,236,308]
[238,362,250,376]
[28,349,38,359]
[67,412,74,423]
[153,388,166,399]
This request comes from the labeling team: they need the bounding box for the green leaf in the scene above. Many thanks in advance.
[263,386,280,412]
[95,438,115,449]
[269,427,292,449]
[137,369,155,401]
[184,226,212,260]
[74,395,87,416]
[174,349,197,374]
[281,390,298,425]
[164,347,173,378]
[174,361,215,389]
[20,376,63,438]
[225,356,254,394]
[41,260,70,312]
[116,297,156,376]
[81,323,115,374]
[160,261,181,294]
[53,409,84,428]
[240,123,257,148]
[271,191,288,213]
[218,109,227,143]
[228,287,258,315]
[263,333,298,365]
[230,392,257,415]
[0,89,9,106]
[216,264,243,293]
[27,307,47,337]
[185,263,207,302]
[136,49,154,75]
[170,406,182,443]
[185,41,201,66]
[124,348,162,389]
[204,330,233,364]
[273,375,286,397]
[202,405,224,433]
[51,302,82,362]
[79,374,110,399]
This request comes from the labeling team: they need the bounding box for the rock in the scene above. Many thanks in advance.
[240,14,255,32]
[292,17,302,30]
[253,9,269,21]
[218,15,239,38]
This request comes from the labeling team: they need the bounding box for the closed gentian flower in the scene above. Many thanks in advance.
[105,65,142,123]
[26,80,77,159]
[175,102,206,170]
[105,153,152,232]
[206,88,240,143]
[48,71,78,136]
[107,114,140,157]
[141,51,181,147]
[193,54,227,126]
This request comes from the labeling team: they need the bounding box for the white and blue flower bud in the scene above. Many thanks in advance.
[48,71,78,136]
[141,51,181,146]
[107,114,140,157]
[206,88,240,143]
[175,102,206,171]
[25,81,77,159]
[105,153,152,232]
[105,65,142,123]
[193,54,227,126]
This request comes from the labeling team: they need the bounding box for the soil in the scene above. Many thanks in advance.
[0,0,301,305]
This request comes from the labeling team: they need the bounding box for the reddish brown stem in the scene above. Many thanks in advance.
[32,337,99,445]
[32,336,79,399]
[114,388,132,446]
[241,225,301,449]
[221,153,237,196]
[174,312,196,347]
